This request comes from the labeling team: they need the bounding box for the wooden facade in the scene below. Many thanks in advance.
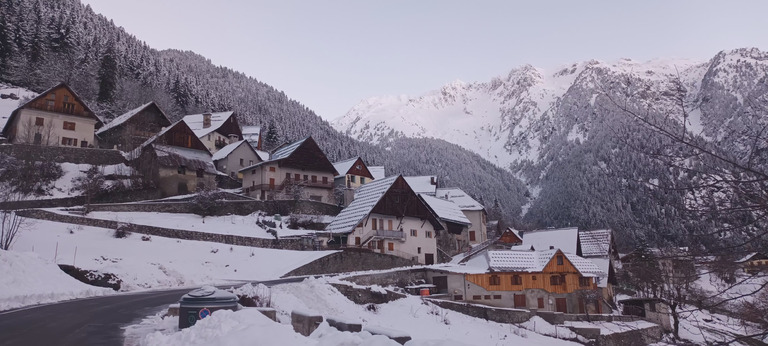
[277,137,337,173]
[371,176,444,231]
[465,250,597,294]
[499,229,523,244]
[97,102,171,151]
[23,84,94,120]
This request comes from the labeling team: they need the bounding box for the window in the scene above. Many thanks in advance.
[550,275,562,286]
[360,177,366,184]
[62,102,75,114]
[532,275,537,281]
[60,137,77,146]
[538,298,544,309]
[511,275,522,285]
[484,295,491,300]
[196,169,204,178]
[269,167,276,172]
[350,176,356,183]
[35,117,44,126]
[47,92,55,100]
[177,166,186,175]
[469,231,476,242]
[285,173,291,179]
[472,295,481,300]
[355,237,361,245]
[556,256,564,265]
[417,247,421,254]
[387,242,394,251]
[372,219,378,230]
[269,178,275,189]
[240,158,244,166]
[249,160,253,166]
[489,275,501,286]
[251,169,256,174]
[322,176,328,184]
[410,229,417,237]
[295,174,300,180]
[454,295,463,301]
[493,295,502,300]
[80,141,88,148]
[208,134,211,141]
[425,231,433,238]
[63,121,76,131]
[579,277,591,287]
[387,220,393,230]
[311,175,317,183]
[303,175,308,181]
[45,100,54,111]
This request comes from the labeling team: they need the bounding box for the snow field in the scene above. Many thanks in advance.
[8,218,335,292]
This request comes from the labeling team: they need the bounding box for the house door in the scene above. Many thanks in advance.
[555,298,568,313]
[177,182,188,195]
[424,253,434,265]
[514,294,526,308]
[432,276,448,293]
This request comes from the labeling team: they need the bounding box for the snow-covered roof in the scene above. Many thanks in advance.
[182,111,235,138]
[153,144,219,175]
[588,257,611,287]
[211,140,249,161]
[325,176,398,234]
[404,176,437,195]
[579,229,612,257]
[332,158,359,178]
[735,252,767,263]
[521,227,579,254]
[242,125,261,142]
[487,249,605,277]
[255,149,268,161]
[369,166,385,180]
[420,194,471,226]
[435,187,484,211]
[271,137,307,161]
[96,102,167,135]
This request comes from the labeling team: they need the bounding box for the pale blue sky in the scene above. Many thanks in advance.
[82,0,768,120]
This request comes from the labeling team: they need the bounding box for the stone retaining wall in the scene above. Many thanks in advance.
[16,209,311,250]
[340,268,428,287]
[0,143,125,165]
[282,250,419,277]
[0,189,162,210]
[426,299,533,324]
[330,283,406,305]
[86,199,341,217]
[597,325,663,346]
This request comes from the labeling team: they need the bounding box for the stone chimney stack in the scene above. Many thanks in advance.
[203,112,212,128]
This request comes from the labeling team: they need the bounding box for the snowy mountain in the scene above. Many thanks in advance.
[335,49,768,173]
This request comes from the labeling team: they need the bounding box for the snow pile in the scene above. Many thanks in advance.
[0,249,112,310]
[139,278,576,345]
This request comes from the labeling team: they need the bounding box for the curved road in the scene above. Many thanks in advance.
[0,278,305,346]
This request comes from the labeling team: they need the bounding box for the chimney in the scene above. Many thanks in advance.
[549,246,555,250]
[203,112,212,128]
[430,176,437,186]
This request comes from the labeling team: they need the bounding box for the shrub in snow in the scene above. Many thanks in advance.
[190,189,224,217]
[267,229,278,239]
[365,303,378,313]
[141,235,151,241]
[228,283,272,308]
[113,223,131,238]
[210,248,219,254]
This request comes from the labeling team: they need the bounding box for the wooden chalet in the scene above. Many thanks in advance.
[96,102,171,151]
[332,157,376,206]
[131,120,220,197]
[499,228,523,245]
[182,111,243,153]
[324,175,445,264]
[1,83,102,147]
[736,252,768,274]
[239,136,338,203]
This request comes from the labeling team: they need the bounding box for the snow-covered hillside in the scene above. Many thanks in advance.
[333,48,767,172]
[0,84,36,131]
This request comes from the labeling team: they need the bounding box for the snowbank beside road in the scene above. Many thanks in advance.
[0,249,112,311]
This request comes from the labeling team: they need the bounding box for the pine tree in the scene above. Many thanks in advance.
[97,42,118,103]
[263,122,280,151]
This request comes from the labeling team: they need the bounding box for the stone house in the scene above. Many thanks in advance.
[420,193,472,260]
[239,136,338,203]
[130,119,219,196]
[242,125,262,150]
[324,175,445,265]
[1,83,102,148]
[434,187,488,245]
[95,101,172,151]
[333,157,376,206]
[211,140,264,180]
[182,111,243,154]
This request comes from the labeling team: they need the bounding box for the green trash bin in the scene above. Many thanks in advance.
[178,286,238,329]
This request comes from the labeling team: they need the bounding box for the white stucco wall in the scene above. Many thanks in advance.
[346,213,438,264]
[12,109,98,147]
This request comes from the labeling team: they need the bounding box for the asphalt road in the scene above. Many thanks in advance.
[0,278,306,346]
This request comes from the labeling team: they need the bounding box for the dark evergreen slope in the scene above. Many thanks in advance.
[0,0,528,218]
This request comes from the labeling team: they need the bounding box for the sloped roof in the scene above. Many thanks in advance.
[96,102,169,135]
[182,111,235,138]
[736,252,767,263]
[271,137,307,160]
[420,194,471,226]
[369,166,385,180]
[404,176,437,195]
[522,227,579,254]
[487,249,605,277]
[579,229,613,257]
[211,140,256,161]
[325,176,399,234]
[153,144,219,175]
[333,158,359,178]
[435,187,484,211]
